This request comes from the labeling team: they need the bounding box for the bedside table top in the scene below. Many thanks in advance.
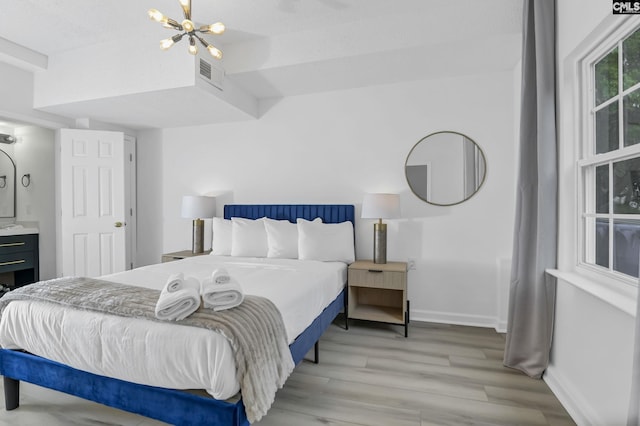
[163,249,212,258]
[349,260,407,272]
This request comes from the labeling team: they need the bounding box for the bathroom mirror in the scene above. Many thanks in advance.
[0,149,16,217]
[405,131,487,206]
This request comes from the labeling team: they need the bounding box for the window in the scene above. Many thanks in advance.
[580,26,640,280]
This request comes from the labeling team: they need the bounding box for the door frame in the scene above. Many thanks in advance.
[55,129,137,277]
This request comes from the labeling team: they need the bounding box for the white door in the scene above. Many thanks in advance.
[58,129,131,277]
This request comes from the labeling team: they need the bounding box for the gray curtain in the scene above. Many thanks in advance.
[503,0,557,379]
[629,283,640,424]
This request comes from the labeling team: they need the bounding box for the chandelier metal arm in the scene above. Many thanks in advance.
[163,18,183,31]
[194,34,211,48]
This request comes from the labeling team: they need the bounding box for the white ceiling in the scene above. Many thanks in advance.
[0,0,524,129]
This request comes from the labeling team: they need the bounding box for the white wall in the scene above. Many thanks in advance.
[135,71,518,328]
[14,126,56,279]
[0,62,72,128]
[0,62,72,282]
[551,2,638,425]
[136,129,164,266]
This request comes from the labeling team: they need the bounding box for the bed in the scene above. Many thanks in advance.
[0,203,355,425]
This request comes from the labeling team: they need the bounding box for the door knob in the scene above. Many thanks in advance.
[114,221,124,228]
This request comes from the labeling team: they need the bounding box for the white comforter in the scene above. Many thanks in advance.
[0,256,346,400]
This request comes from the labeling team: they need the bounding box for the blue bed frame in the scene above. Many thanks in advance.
[0,204,355,426]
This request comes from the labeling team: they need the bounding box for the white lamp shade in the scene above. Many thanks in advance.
[181,195,216,219]
[361,193,400,219]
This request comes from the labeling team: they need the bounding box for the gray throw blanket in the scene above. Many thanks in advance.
[0,277,295,423]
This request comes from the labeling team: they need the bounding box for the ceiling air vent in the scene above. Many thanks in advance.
[198,58,224,91]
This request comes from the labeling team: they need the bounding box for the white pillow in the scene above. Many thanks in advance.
[264,218,298,259]
[264,217,323,259]
[231,217,268,257]
[211,217,232,255]
[297,219,355,263]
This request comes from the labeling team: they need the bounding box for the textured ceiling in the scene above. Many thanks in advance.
[0,0,524,129]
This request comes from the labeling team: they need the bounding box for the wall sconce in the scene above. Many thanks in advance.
[0,176,6,189]
[21,174,30,187]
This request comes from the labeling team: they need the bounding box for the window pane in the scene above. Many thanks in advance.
[595,47,618,105]
[624,89,640,147]
[613,219,640,277]
[596,102,619,153]
[624,29,640,90]
[596,164,609,213]
[613,157,640,213]
[594,217,609,269]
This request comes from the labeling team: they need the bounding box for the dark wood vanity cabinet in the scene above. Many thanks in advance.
[0,234,39,289]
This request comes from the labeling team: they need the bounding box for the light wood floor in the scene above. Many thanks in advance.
[0,319,575,426]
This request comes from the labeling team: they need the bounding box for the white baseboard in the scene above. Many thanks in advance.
[410,308,505,332]
[543,364,602,426]
[495,320,507,333]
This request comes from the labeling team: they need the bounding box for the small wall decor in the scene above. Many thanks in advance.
[21,174,31,188]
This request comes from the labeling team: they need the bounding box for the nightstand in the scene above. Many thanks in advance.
[347,260,409,337]
[161,250,212,263]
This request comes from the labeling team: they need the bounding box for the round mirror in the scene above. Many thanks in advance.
[405,131,487,206]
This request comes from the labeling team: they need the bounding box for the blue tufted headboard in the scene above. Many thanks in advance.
[223,204,355,227]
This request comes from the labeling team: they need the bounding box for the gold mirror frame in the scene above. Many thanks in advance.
[405,131,487,206]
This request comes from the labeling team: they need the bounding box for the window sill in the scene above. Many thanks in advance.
[546,269,637,317]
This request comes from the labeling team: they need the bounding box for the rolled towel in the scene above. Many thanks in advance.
[165,273,185,293]
[155,275,201,321]
[201,276,244,311]
[212,268,231,284]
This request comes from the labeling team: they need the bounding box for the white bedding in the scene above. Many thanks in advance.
[0,256,346,400]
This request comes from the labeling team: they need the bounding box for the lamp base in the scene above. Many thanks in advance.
[373,222,387,264]
[192,219,205,254]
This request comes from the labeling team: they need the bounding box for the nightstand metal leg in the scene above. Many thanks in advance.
[314,342,319,364]
[404,299,410,338]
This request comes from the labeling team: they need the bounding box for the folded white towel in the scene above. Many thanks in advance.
[212,268,231,284]
[155,275,201,321]
[201,276,244,312]
[165,273,185,293]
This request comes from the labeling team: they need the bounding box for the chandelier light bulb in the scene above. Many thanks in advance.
[178,0,191,18]
[188,37,198,55]
[205,22,225,35]
[160,38,176,50]
[207,45,222,60]
[161,34,184,50]
[148,9,167,24]
[182,19,195,33]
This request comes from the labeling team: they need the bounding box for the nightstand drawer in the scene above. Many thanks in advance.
[348,268,406,290]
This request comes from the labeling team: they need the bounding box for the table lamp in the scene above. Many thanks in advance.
[361,193,400,264]
[181,195,216,254]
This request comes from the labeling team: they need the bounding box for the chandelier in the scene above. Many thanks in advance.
[148,0,225,59]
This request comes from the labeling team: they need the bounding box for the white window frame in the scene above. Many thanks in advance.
[576,20,640,288]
